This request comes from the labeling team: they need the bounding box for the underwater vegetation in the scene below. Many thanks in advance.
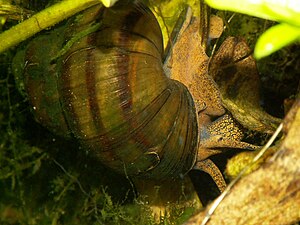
[0,0,299,224]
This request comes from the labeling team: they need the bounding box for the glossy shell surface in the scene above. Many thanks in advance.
[20,3,199,180]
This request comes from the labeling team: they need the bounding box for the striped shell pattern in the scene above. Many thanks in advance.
[20,2,199,180]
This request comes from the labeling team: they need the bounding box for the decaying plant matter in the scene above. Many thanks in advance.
[186,99,300,225]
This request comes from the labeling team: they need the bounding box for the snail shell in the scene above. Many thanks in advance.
[19,3,198,180]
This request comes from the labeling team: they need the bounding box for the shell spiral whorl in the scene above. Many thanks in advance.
[21,3,199,180]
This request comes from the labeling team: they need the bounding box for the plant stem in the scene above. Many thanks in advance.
[0,0,101,53]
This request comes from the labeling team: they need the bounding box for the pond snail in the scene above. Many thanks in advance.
[14,2,256,191]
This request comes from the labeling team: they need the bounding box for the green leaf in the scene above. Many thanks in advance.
[204,0,278,21]
[261,1,300,26]
[254,23,300,59]
[205,0,300,26]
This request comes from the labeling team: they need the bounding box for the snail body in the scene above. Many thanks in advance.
[17,3,198,180]
[14,2,255,187]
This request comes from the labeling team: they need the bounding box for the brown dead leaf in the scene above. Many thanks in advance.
[168,16,225,118]
[208,37,281,133]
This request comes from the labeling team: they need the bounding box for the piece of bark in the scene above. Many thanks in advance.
[185,100,300,225]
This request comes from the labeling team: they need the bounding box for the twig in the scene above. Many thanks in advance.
[0,0,100,53]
